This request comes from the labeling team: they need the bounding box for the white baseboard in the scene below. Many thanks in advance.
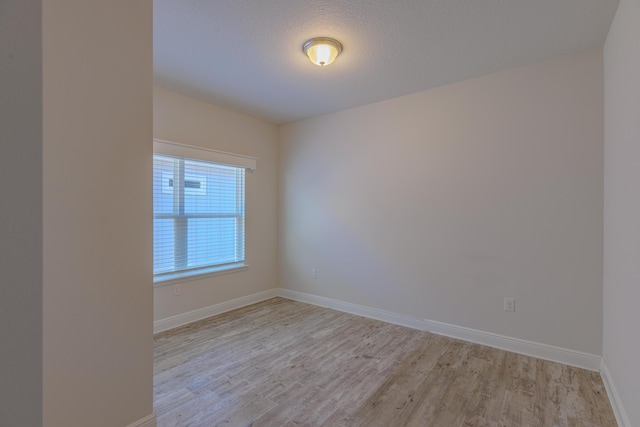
[153,289,279,333]
[277,288,428,329]
[277,288,601,371]
[421,318,601,371]
[125,413,156,427]
[153,287,601,371]
[600,359,631,427]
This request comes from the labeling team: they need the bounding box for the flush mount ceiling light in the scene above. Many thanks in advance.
[302,37,343,66]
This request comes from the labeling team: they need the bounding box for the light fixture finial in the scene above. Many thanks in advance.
[303,37,342,66]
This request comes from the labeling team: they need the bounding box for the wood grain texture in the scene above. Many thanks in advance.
[154,297,616,427]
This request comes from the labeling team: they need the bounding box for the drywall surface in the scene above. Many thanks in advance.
[280,49,604,355]
[603,0,640,424]
[42,0,154,426]
[0,0,43,425]
[153,86,279,320]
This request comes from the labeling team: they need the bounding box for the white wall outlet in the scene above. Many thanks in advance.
[173,284,181,296]
[504,297,515,312]
[311,268,318,280]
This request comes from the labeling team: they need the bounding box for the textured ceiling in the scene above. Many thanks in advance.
[154,0,619,124]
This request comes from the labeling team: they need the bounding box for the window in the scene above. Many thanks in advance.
[153,140,256,283]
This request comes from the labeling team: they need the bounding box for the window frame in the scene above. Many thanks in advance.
[152,139,256,286]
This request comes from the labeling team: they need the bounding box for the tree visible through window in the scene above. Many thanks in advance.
[153,153,246,282]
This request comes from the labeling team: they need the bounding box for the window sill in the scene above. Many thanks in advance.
[153,263,249,287]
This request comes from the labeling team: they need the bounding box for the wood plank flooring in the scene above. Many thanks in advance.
[154,297,616,427]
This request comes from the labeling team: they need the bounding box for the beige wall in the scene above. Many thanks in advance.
[0,0,43,424]
[603,0,640,424]
[279,49,604,355]
[153,87,279,320]
[42,0,153,426]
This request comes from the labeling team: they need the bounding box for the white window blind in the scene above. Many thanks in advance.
[153,140,255,283]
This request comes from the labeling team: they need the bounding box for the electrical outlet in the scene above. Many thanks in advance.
[173,284,181,296]
[311,268,318,280]
[504,297,515,312]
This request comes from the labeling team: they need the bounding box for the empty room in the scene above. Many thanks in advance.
[2,0,639,426]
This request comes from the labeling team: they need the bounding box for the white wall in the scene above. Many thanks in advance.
[280,49,604,355]
[603,0,640,424]
[153,87,279,320]
[42,1,153,426]
[0,0,43,425]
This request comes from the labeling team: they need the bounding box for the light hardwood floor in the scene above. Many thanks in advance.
[154,297,616,427]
